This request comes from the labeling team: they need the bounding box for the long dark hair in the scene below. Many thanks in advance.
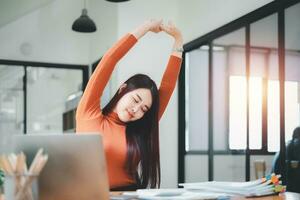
[102,74,160,188]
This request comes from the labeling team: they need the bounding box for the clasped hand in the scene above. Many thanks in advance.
[145,19,183,42]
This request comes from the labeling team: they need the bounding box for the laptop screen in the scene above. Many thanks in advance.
[12,133,110,200]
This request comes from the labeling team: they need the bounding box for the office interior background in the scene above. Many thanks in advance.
[0,0,299,188]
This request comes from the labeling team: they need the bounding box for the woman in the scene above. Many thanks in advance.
[76,19,183,190]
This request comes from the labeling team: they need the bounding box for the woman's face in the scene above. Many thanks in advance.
[114,87,153,122]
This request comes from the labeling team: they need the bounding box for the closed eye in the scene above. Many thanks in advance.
[132,97,139,103]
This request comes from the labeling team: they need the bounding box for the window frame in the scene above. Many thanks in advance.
[178,0,300,183]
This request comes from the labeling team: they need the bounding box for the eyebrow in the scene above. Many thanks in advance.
[136,94,149,110]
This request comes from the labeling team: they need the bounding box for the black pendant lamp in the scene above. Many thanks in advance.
[72,0,96,33]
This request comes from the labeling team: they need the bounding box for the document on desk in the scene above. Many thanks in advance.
[121,189,229,200]
[179,173,286,197]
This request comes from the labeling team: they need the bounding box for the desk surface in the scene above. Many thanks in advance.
[110,192,300,200]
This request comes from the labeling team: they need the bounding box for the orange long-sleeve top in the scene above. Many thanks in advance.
[75,33,182,188]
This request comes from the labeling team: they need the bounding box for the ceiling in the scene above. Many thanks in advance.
[0,0,53,28]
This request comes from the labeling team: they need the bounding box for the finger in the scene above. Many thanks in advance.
[161,26,169,33]
[155,19,163,28]
[158,25,162,31]
[153,27,160,32]
[164,25,170,32]
[160,24,166,31]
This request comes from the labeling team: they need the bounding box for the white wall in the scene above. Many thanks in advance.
[0,0,53,28]
[0,0,117,64]
[0,0,87,63]
[88,0,118,63]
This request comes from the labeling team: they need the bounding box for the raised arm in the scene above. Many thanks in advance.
[158,21,183,120]
[76,20,163,120]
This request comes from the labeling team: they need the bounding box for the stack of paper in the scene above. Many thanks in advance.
[179,174,286,197]
[110,174,285,199]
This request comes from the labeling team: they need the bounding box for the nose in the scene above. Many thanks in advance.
[131,102,143,113]
[131,106,138,113]
[130,101,144,115]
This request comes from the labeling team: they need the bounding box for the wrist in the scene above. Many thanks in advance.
[131,25,149,40]
[172,46,184,53]
[174,37,183,45]
[172,38,184,53]
[173,37,183,47]
[173,40,183,50]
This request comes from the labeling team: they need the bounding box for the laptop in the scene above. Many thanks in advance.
[12,133,110,200]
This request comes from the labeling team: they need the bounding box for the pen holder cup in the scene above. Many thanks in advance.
[4,173,39,200]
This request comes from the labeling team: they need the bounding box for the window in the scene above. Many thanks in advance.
[267,80,279,152]
[229,76,299,152]
[229,76,247,149]
[249,77,262,149]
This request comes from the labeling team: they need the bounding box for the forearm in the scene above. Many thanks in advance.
[158,34,183,119]
[130,22,150,40]
[158,55,182,120]
[76,34,137,119]
[171,37,183,58]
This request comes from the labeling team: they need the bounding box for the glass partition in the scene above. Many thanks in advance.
[284,3,300,191]
[0,65,24,135]
[251,14,278,154]
[285,3,300,141]
[185,47,209,151]
[184,46,209,181]
[180,0,300,184]
[213,28,246,151]
[213,28,246,181]
[250,13,278,179]
[27,67,82,134]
